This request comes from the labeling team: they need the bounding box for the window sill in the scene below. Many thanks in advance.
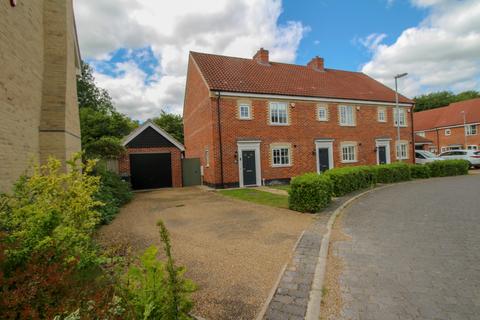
[238,117,252,121]
[272,164,292,168]
[269,123,290,126]
[339,124,356,127]
[341,160,358,163]
[318,119,329,122]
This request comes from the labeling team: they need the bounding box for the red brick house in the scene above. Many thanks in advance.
[183,49,415,188]
[414,98,480,154]
[119,121,184,190]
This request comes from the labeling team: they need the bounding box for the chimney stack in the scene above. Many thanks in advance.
[307,56,325,72]
[253,48,269,65]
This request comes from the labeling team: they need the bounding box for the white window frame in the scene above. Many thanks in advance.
[271,145,292,167]
[238,103,251,120]
[445,128,451,136]
[269,101,289,125]
[466,124,477,136]
[467,145,478,150]
[377,107,387,123]
[393,108,407,127]
[341,143,357,163]
[338,105,355,126]
[441,147,448,153]
[417,131,426,137]
[396,141,409,160]
[317,105,328,121]
[204,147,210,167]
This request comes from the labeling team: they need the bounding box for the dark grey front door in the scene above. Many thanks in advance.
[242,150,256,185]
[378,146,387,164]
[318,148,330,173]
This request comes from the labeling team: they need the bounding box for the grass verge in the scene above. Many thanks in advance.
[218,188,289,209]
[270,184,291,192]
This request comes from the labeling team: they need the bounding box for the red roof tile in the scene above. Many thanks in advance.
[414,98,480,131]
[414,134,433,144]
[191,51,413,104]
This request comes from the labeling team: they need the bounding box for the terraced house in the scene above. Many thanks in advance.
[183,49,415,188]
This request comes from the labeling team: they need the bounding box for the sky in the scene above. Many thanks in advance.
[74,0,480,121]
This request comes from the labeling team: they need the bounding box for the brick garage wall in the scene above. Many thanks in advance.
[119,147,183,188]
[217,97,414,186]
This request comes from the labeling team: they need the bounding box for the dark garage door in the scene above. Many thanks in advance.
[130,153,172,190]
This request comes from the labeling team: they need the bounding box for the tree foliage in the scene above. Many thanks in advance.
[152,111,184,143]
[414,90,480,112]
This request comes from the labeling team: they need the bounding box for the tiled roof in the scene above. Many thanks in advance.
[414,98,480,131]
[190,51,413,104]
[414,134,433,144]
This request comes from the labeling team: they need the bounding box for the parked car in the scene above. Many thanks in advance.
[415,150,444,164]
[438,150,480,168]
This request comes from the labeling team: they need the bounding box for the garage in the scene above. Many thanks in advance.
[118,121,185,190]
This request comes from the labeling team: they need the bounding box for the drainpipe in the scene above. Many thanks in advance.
[216,92,224,188]
[436,128,440,153]
[410,104,415,161]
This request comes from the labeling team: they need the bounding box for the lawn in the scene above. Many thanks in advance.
[218,188,289,209]
[271,184,291,192]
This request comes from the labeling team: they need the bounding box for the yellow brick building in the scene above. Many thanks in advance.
[0,0,81,193]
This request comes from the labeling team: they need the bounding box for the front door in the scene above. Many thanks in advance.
[242,150,257,186]
[378,146,387,164]
[318,148,330,173]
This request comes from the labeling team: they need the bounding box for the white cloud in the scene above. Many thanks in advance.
[74,0,308,120]
[358,33,387,51]
[361,0,480,97]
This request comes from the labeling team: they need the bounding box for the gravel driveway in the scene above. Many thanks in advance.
[97,187,313,320]
[327,175,480,320]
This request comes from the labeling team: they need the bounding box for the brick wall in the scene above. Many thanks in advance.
[118,147,183,188]
[420,125,480,152]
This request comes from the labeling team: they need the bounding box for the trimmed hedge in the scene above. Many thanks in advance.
[324,166,376,197]
[373,162,411,183]
[410,164,431,179]
[288,173,332,213]
[426,159,469,177]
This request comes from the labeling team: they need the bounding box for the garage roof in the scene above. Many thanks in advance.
[122,120,185,151]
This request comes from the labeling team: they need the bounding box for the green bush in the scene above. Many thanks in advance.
[409,164,431,179]
[93,165,133,224]
[426,160,469,177]
[288,173,332,213]
[324,166,376,197]
[372,162,411,183]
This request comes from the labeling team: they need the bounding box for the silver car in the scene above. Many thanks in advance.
[415,150,444,164]
[438,149,480,167]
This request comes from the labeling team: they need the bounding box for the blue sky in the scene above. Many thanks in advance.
[75,0,480,120]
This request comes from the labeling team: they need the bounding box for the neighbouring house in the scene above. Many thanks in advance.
[119,121,185,190]
[0,0,81,193]
[183,48,415,188]
[414,98,480,154]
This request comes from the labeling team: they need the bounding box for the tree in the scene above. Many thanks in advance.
[152,111,184,143]
[77,61,138,158]
[414,90,480,112]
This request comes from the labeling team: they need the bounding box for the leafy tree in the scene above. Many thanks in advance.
[77,61,138,159]
[152,111,184,143]
[414,90,480,112]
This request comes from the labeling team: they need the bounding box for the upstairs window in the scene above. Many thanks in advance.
[466,124,477,136]
[317,105,328,121]
[238,103,251,120]
[377,107,386,122]
[393,108,407,127]
[269,102,289,125]
[339,105,355,126]
[445,129,451,136]
[417,131,426,137]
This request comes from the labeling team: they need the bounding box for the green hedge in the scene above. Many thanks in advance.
[426,159,469,177]
[373,162,411,183]
[409,164,431,179]
[324,166,376,197]
[288,173,332,213]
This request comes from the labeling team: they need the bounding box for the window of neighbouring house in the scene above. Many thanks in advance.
[204,147,210,167]
[417,131,426,137]
[393,108,407,127]
[445,128,451,136]
[396,141,409,159]
[339,105,355,126]
[272,146,291,166]
[341,143,357,163]
[238,103,251,120]
[377,107,386,122]
[269,102,289,125]
[467,145,478,150]
[466,124,477,136]
[317,105,328,121]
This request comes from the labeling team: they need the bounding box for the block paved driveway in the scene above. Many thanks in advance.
[334,175,480,320]
[97,187,313,320]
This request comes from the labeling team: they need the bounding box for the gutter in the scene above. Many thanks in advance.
[215,92,224,188]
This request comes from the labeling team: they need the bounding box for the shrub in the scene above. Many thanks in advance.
[324,166,376,197]
[409,164,431,179]
[93,165,133,224]
[426,160,469,177]
[288,173,332,213]
[372,162,411,183]
[122,220,195,320]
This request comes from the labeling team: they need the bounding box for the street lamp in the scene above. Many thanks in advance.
[461,110,467,148]
[395,73,408,161]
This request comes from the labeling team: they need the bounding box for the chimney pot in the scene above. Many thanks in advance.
[253,48,269,65]
[307,56,325,72]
